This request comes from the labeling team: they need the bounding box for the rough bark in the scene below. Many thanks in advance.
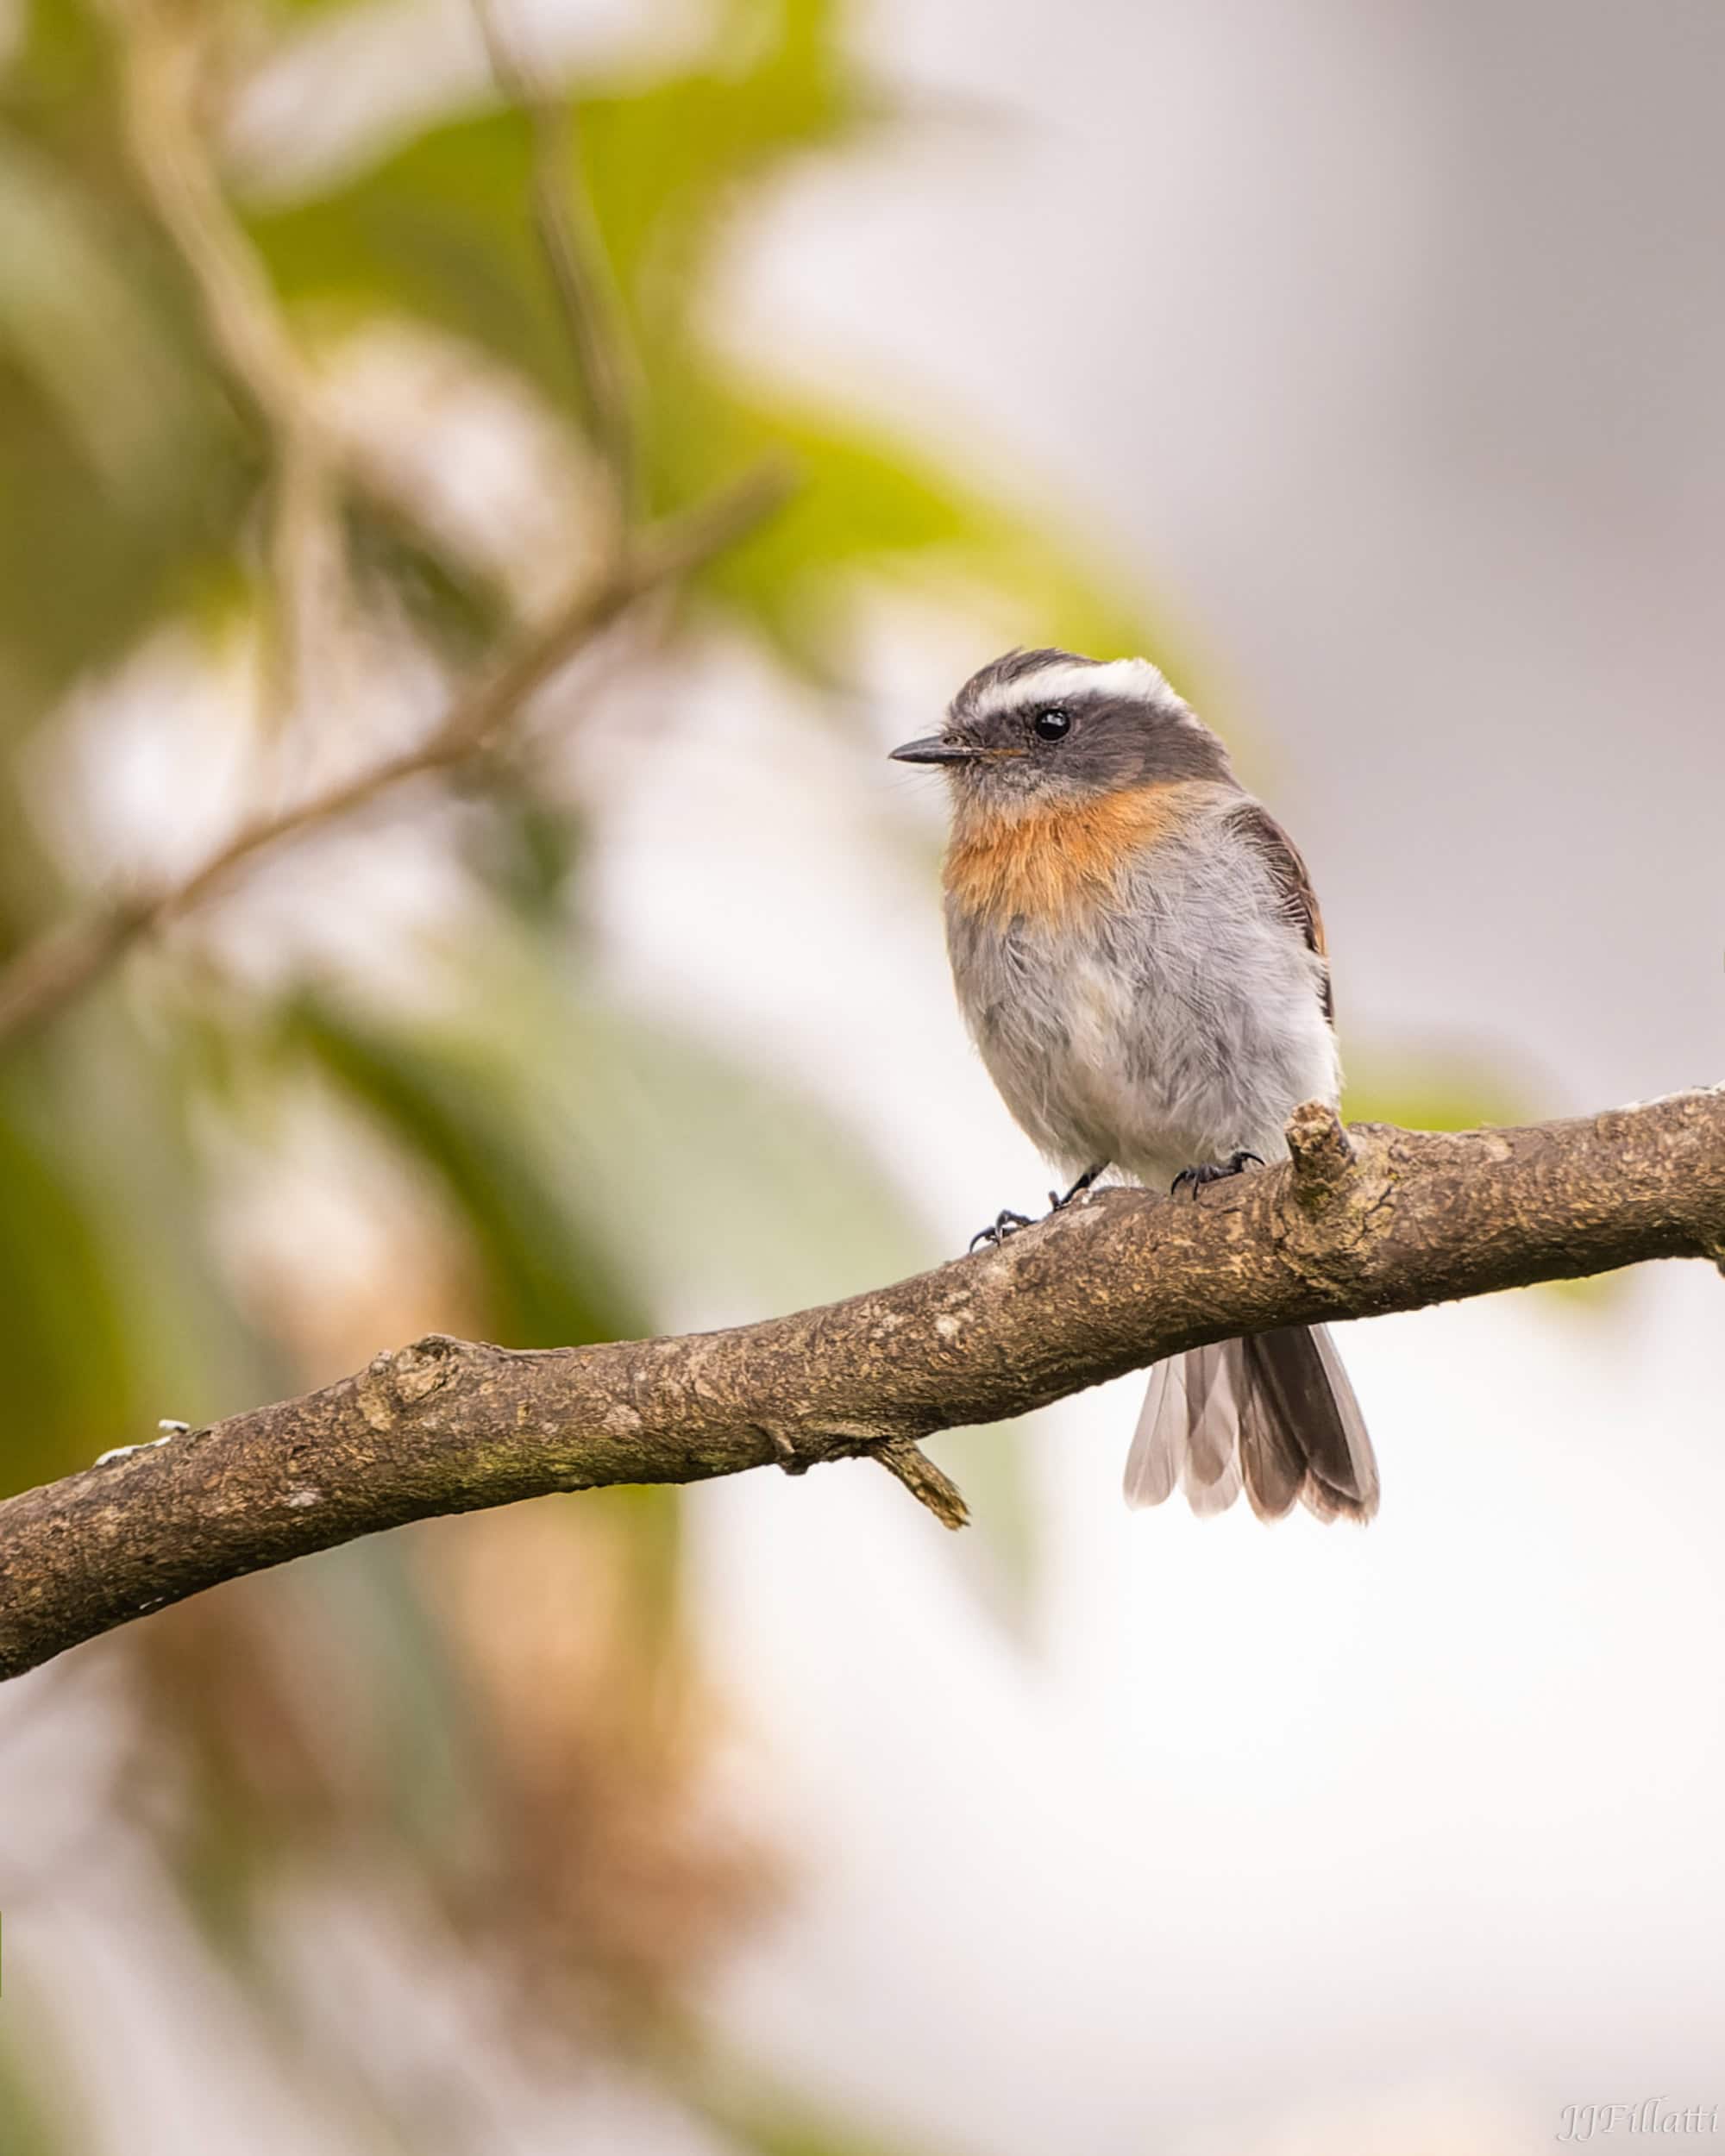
[2,1090,1721,1682]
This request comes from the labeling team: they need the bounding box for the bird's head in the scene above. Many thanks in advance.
[890,648,1230,817]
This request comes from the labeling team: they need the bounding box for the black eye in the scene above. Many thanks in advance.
[1032,705,1071,742]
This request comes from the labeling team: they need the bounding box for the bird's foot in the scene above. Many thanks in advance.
[969,1208,1033,1251]
[1045,1163,1108,1213]
[1171,1150,1264,1198]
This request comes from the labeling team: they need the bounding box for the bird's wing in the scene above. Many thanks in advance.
[1226,801,1334,1026]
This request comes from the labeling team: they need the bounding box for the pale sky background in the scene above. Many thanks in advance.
[8,3,1725,2152]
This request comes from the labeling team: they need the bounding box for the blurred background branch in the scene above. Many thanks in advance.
[0,462,789,1044]
[470,0,638,526]
[111,0,327,718]
[0,0,785,1048]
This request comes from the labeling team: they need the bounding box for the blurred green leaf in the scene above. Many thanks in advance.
[251,0,866,413]
[0,339,252,728]
[269,0,372,18]
[0,15,258,728]
[246,4,1153,679]
[253,112,562,396]
[285,993,647,1347]
[1342,1045,1537,1133]
[577,0,869,342]
[0,132,191,490]
[0,1067,135,1494]
[693,2054,979,2156]
[4,0,112,137]
[0,2006,79,2156]
[344,488,511,661]
[725,2110,949,2156]
[678,383,1153,674]
[305,1533,495,1858]
[461,781,586,923]
[0,1001,294,1497]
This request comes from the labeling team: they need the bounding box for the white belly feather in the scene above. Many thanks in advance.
[948,813,1339,1188]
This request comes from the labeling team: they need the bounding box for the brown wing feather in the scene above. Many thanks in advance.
[1227,802,1333,1026]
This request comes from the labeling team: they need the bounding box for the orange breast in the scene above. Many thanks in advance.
[944,782,1197,927]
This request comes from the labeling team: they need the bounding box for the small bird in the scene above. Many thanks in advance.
[891,648,1378,1522]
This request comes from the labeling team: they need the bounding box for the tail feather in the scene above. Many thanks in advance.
[1122,1345,1242,1513]
[1182,1343,1238,1490]
[1247,1325,1377,1521]
[1124,1325,1377,1523]
[1126,1358,1185,1505]
[1236,1351,1306,1520]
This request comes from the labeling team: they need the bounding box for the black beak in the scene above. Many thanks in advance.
[889,735,983,765]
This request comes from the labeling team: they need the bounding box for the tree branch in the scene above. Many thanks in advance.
[3,1089,1721,1682]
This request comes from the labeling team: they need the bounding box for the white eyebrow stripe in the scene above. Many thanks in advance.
[969,655,1189,721]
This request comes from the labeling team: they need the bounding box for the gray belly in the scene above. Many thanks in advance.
[945,887,1339,1187]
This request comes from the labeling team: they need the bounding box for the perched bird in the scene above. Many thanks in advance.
[891,648,1378,1522]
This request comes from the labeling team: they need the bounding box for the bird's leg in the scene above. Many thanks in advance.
[1171,1149,1264,1198]
[1046,1163,1108,1213]
[969,1207,1034,1251]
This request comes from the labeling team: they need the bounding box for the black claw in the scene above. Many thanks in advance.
[1047,1163,1107,1214]
[969,1208,1033,1250]
[1171,1150,1265,1198]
